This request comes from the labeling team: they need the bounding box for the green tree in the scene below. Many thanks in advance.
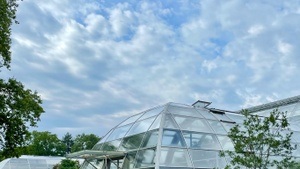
[62,132,74,154]
[221,109,295,169]
[0,79,44,159]
[53,159,80,169]
[27,131,65,156]
[0,0,44,159]
[71,134,100,152]
[0,0,19,69]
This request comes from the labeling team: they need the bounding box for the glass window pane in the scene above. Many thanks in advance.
[212,113,233,122]
[174,116,213,133]
[159,147,192,167]
[161,130,186,147]
[292,131,300,142]
[141,130,159,148]
[98,129,113,144]
[101,139,121,151]
[182,132,221,150]
[106,125,131,141]
[208,120,227,134]
[123,151,137,169]
[149,114,161,130]
[118,113,143,127]
[139,106,164,120]
[167,105,203,118]
[134,149,156,168]
[119,133,145,151]
[222,122,235,132]
[126,117,156,137]
[190,149,227,168]
[226,113,246,124]
[163,114,179,129]
[217,135,234,151]
[196,109,217,120]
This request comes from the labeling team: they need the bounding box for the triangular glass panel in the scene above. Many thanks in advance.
[101,139,121,151]
[207,120,227,135]
[190,149,227,168]
[159,147,192,167]
[149,114,162,131]
[163,114,179,129]
[134,148,156,168]
[182,131,221,150]
[118,113,144,127]
[140,130,159,148]
[167,105,203,118]
[126,116,156,137]
[196,108,218,120]
[106,124,132,142]
[217,135,234,151]
[119,133,145,151]
[173,115,213,133]
[161,129,186,147]
[139,106,164,121]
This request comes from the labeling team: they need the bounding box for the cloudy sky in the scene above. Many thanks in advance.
[5,0,300,138]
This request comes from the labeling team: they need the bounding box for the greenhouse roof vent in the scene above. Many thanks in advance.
[192,100,211,108]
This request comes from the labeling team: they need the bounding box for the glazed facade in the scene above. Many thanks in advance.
[78,96,300,169]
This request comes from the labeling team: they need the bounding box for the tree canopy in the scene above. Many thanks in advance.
[221,109,295,169]
[0,79,44,159]
[27,131,65,156]
[71,133,100,152]
[0,0,19,69]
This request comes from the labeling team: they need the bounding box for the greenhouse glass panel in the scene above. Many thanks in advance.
[106,124,132,141]
[141,130,159,148]
[118,113,144,127]
[226,113,246,124]
[196,109,217,120]
[208,120,227,134]
[163,114,179,129]
[190,149,227,168]
[159,147,192,167]
[167,106,203,118]
[97,129,113,144]
[222,122,235,132]
[217,135,234,151]
[123,152,138,169]
[134,149,156,168]
[212,113,233,122]
[92,143,102,150]
[292,131,300,142]
[182,131,221,150]
[119,133,145,151]
[290,109,300,118]
[126,116,156,137]
[290,122,300,131]
[173,116,213,133]
[161,129,186,147]
[101,139,121,151]
[139,107,164,120]
[149,114,161,130]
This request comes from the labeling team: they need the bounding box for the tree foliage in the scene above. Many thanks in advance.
[0,79,44,159]
[27,131,65,156]
[62,132,74,154]
[71,133,100,152]
[0,0,20,69]
[53,159,80,169]
[221,109,295,169]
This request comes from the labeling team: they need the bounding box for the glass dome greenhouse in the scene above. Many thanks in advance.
[68,96,300,169]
